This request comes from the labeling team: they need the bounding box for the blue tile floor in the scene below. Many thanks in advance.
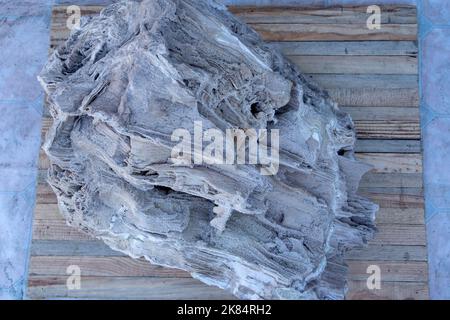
[0,0,448,299]
[0,0,52,299]
[419,0,450,300]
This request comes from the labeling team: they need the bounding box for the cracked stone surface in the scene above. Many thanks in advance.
[38,0,377,300]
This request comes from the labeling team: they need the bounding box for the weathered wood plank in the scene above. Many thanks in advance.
[32,215,425,246]
[38,152,424,184]
[52,5,418,26]
[354,121,420,140]
[342,107,419,121]
[361,192,424,209]
[34,195,424,224]
[27,275,427,300]
[329,88,419,108]
[360,173,422,189]
[356,153,422,173]
[52,5,103,17]
[346,281,428,300]
[40,108,422,140]
[50,39,419,58]
[34,192,425,225]
[345,245,427,262]
[290,56,418,74]
[27,276,235,300]
[251,23,417,41]
[31,240,427,262]
[310,74,418,89]
[40,129,421,158]
[360,187,422,197]
[29,256,190,278]
[229,5,417,25]
[37,173,424,198]
[375,207,424,225]
[39,149,50,170]
[38,141,424,170]
[35,204,61,220]
[33,181,426,241]
[50,17,417,44]
[37,176,424,207]
[35,4,426,301]
[354,140,421,154]
[346,261,427,282]
[32,219,92,241]
[30,240,125,257]
[36,183,57,205]
[273,41,418,56]
[369,224,426,246]
[29,256,427,282]
[42,117,52,131]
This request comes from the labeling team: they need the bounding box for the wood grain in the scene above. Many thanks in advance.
[29,256,427,282]
[29,256,191,278]
[354,140,421,154]
[41,119,421,150]
[36,196,425,222]
[290,56,418,74]
[229,5,417,25]
[32,240,427,261]
[29,4,427,301]
[32,203,426,245]
[328,88,419,108]
[273,41,418,56]
[356,153,422,173]
[309,74,418,89]
[347,281,428,300]
[251,23,417,41]
[27,275,428,300]
[345,245,427,262]
[28,276,235,300]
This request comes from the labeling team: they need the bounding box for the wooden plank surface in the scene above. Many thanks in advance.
[272,41,418,56]
[251,23,417,41]
[28,276,235,300]
[228,5,417,24]
[29,5,427,300]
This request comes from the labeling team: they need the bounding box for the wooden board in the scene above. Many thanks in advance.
[28,5,427,300]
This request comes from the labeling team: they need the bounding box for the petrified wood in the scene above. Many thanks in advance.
[38,0,378,300]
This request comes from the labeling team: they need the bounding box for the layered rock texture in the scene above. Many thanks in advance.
[38,0,378,299]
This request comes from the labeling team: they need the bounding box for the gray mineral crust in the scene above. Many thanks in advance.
[38,0,378,299]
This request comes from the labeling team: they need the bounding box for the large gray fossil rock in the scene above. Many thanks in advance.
[38,0,378,299]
